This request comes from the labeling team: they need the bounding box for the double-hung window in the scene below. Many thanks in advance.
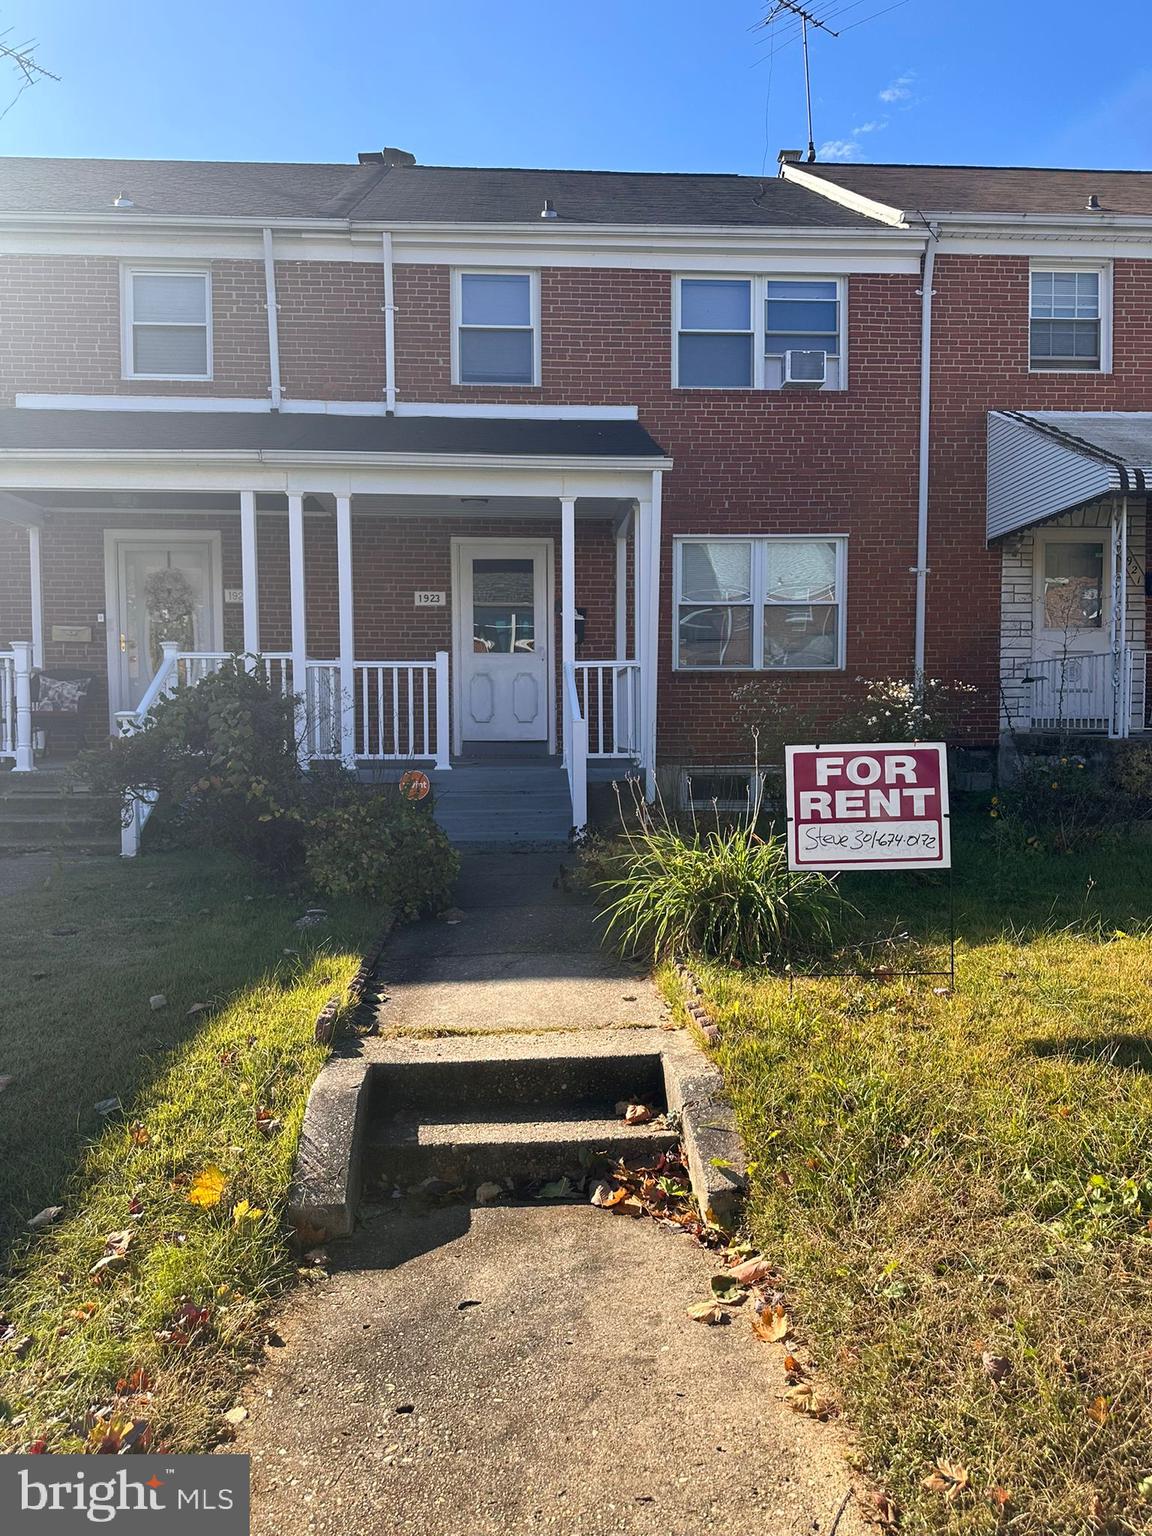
[1029,266,1109,371]
[122,267,211,380]
[675,276,846,389]
[675,536,846,670]
[454,271,539,385]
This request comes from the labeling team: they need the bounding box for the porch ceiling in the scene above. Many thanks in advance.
[988,410,1152,542]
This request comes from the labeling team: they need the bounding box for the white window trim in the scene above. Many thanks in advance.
[120,264,213,382]
[1028,260,1112,375]
[672,274,848,390]
[451,268,541,388]
[672,533,848,672]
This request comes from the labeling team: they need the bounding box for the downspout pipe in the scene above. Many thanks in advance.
[261,227,282,411]
[381,230,397,415]
[913,226,939,684]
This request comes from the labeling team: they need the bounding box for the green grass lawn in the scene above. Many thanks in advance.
[0,851,382,1452]
[680,811,1152,1536]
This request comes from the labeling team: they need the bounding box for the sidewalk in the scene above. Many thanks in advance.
[228,852,864,1536]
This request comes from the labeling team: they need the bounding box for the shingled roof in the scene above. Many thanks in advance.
[792,162,1152,220]
[0,155,882,228]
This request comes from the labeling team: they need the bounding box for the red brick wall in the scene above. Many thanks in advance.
[0,255,270,402]
[927,254,1152,710]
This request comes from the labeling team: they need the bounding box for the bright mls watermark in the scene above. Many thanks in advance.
[1,1456,249,1531]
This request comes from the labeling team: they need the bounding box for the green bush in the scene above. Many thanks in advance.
[80,658,308,870]
[993,754,1113,852]
[593,785,845,968]
[303,788,459,917]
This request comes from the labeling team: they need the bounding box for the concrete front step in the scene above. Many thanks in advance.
[369,1048,665,1117]
[0,819,120,849]
[364,1112,679,1190]
[428,761,574,846]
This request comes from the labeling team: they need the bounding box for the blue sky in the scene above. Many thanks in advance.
[3,1,1151,172]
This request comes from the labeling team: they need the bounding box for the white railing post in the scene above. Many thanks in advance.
[434,651,451,770]
[287,493,309,765]
[11,641,33,772]
[335,494,356,766]
[563,663,588,833]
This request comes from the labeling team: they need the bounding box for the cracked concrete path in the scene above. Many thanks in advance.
[224,849,864,1535]
[227,1206,863,1536]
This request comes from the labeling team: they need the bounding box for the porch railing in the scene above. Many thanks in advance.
[117,647,451,855]
[1024,649,1142,736]
[0,643,34,771]
[573,660,641,757]
[562,661,588,833]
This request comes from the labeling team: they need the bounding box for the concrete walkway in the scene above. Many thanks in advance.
[228,852,864,1536]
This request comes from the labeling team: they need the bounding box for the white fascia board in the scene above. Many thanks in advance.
[935,225,1152,259]
[778,164,911,227]
[15,392,641,422]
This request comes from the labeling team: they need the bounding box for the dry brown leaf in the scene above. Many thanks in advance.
[1086,1395,1109,1425]
[922,1462,970,1501]
[783,1382,832,1417]
[589,1182,628,1209]
[783,1353,804,1378]
[864,1490,901,1529]
[727,1256,773,1286]
[687,1301,727,1325]
[981,1351,1011,1383]
[623,1103,654,1125]
[989,1485,1011,1511]
[752,1304,792,1344]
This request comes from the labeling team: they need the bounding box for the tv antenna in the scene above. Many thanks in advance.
[763,2,840,163]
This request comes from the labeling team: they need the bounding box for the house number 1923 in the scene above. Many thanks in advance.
[413,591,446,607]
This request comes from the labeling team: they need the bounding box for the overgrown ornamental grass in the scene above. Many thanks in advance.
[677,815,1152,1535]
[0,852,381,1451]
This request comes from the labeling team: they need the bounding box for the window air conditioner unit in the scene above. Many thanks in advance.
[783,349,827,388]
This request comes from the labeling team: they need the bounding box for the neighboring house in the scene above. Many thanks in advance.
[1,149,1150,840]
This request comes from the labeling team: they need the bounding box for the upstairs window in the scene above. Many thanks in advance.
[455,271,539,385]
[675,276,846,389]
[122,268,211,380]
[1030,267,1108,372]
[675,536,845,670]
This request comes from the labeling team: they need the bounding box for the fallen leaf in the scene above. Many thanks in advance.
[128,1124,150,1147]
[864,1490,901,1529]
[536,1177,572,1199]
[710,1274,745,1304]
[727,1256,773,1286]
[187,1166,227,1209]
[922,1462,970,1501]
[103,1229,134,1256]
[687,1301,728,1325]
[149,994,168,1011]
[115,1368,153,1396]
[223,1407,248,1426]
[186,1002,211,1017]
[27,1206,63,1230]
[93,1098,120,1117]
[783,1353,803,1377]
[783,1382,831,1417]
[231,1200,265,1225]
[1086,1395,1109,1425]
[981,1351,1011,1383]
[474,1182,503,1205]
[589,1181,628,1209]
[623,1104,654,1125]
[752,1305,792,1343]
[990,1485,1012,1511]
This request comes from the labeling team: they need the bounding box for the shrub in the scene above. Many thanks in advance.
[1109,742,1152,809]
[594,783,845,968]
[993,755,1113,852]
[835,674,982,742]
[303,787,459,916]
[80,659,309,870]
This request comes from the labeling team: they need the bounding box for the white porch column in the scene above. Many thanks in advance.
[641,472,663,798]
[614,510,631,662]
[287,493,308,758]
[560,497,577,670]
[239,490,260,656]
[1111,495,1130,738]
[336,494,356,764]
[11,640,34,772]
[27,525,44,668]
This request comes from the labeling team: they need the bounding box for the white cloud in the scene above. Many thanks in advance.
[818,139,862,161]
[851,118,888,135]
[879,72,915,103]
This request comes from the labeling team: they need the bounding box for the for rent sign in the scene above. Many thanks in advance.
[784,742,950,872]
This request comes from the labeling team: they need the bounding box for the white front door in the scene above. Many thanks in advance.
[1032,527,1113,727]
[107,535,222,715]
[454,540,551,746]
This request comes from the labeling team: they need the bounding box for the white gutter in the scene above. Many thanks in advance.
[913,227,938,682]
[381,230,397,414]
[261,228,282,411]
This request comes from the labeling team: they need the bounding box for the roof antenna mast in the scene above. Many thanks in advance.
[764,1,840,162]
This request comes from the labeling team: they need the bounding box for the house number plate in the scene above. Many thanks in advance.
[413,591,446,607]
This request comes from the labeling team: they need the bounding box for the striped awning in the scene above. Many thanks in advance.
[987,411,1152,541]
